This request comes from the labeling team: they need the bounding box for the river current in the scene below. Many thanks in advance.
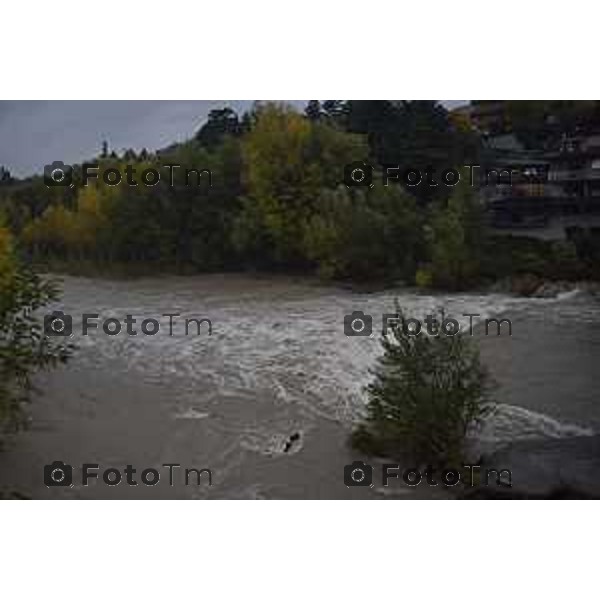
[1,274,598,498]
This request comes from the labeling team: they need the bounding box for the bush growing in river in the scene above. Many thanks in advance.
[352,306,493,463]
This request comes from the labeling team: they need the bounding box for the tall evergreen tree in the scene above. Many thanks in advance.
[196,108,241,148]
[305,100,322,121]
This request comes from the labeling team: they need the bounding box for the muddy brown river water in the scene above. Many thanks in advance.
[0,274,598,498]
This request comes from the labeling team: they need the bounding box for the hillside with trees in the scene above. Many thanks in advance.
[0,100,596,287]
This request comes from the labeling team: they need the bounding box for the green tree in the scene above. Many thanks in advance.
[157,138,242,268]
[235,102,367,266]
[0,226,72,440]
[321,100,347,125]
[425,172,483,290]
[304,185,421,281]
[305,100,322,121]
[344,100,481,203]
[196,107,241,149]
[0,166,12,184]
[352,306,493,463]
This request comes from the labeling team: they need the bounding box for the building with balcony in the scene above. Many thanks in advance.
[477,128,600,230]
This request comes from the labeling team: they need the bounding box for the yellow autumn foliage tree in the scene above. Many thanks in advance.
[22,180,116,260]
[236,102,368,265]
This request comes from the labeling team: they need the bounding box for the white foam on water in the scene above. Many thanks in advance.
[473,403,594,450]
[56,276,542,427]
[554,288,583,302]
[53,275,597,452]
[239,430,305,456]
[173,407,210,420]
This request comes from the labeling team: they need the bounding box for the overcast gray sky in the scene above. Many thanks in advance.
[0,100,467,178]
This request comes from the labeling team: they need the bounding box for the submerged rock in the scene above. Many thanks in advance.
[486,276,593,298]
[531,280,577,298]
[510,274,543,297]
[283,432,301,453]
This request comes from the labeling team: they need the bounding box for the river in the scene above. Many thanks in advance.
[0,274,598,498]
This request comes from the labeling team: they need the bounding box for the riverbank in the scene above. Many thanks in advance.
[30,256,600,304]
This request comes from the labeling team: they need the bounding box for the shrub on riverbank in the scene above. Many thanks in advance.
[479,235,589,289]
[351,307,493,464]
[0,226,72,444]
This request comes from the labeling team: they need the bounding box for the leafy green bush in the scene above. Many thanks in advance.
[352,306,493,464]
[480,235,585,283]
[0,227,72,442]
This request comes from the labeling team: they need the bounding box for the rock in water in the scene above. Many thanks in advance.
[463,435,600,499]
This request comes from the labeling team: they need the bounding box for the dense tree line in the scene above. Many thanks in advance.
[0,100,594,287]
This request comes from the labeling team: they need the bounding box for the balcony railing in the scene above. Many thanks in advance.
[548,168,600,181]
